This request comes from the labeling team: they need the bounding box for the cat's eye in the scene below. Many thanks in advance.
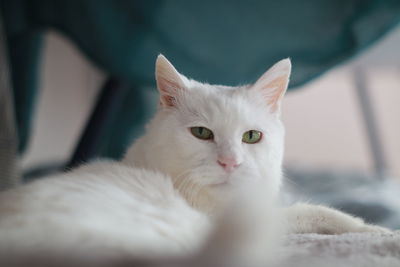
[190,127,214,140]
[242,130,262,144]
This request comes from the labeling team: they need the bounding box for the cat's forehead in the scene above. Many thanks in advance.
[177,82,275,131]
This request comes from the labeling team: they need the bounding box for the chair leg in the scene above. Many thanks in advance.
[0,12,20,190]
[353,68,387,179]
[66,78,129,169]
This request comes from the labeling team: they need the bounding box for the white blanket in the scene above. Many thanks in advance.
[280,231,400,267]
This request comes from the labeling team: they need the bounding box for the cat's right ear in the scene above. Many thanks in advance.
[155,55,186,107]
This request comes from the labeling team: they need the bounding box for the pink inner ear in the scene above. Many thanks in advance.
[158,78,182,107]
[155,55,186,108]
[253,58,291,113]
[264,76,287,111]
[161,95,175,107]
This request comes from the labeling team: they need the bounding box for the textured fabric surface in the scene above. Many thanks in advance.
[281,232,400,267]
[2,0,400,158]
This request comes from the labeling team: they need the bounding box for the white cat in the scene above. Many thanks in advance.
[0,55,387,266]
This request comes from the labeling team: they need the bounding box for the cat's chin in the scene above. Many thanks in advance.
[173,178,232,215]
[172,168,256,214]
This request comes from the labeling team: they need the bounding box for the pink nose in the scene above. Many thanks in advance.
[217,157,240,172]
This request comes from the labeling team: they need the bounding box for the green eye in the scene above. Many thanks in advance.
[242,130,262,144]
[190,127,214,140]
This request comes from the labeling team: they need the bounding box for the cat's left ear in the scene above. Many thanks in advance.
[252,58,291,113]
[155,54,186,107]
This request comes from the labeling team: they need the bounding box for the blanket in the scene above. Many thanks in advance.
[281,231,400,267]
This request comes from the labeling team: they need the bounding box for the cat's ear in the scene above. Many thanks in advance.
[252,58,291,113]
[155,54,186,107]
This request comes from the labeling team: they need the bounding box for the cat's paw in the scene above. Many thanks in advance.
[284,203,392,235]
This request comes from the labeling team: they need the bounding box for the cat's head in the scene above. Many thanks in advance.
[125,55,291,213]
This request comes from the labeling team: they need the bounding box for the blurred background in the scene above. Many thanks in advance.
[20,28,400,178]
[0,1,399,227]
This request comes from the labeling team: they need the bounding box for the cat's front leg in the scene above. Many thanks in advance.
[284,203,390,234]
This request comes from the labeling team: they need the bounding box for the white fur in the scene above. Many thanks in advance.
[124,84,285,213]
[284,203,390,234]
[0,55,388,266]
[124,55,288,214]
[0,161,211,258]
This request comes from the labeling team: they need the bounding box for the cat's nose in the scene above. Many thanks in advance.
[217,157,240,172]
